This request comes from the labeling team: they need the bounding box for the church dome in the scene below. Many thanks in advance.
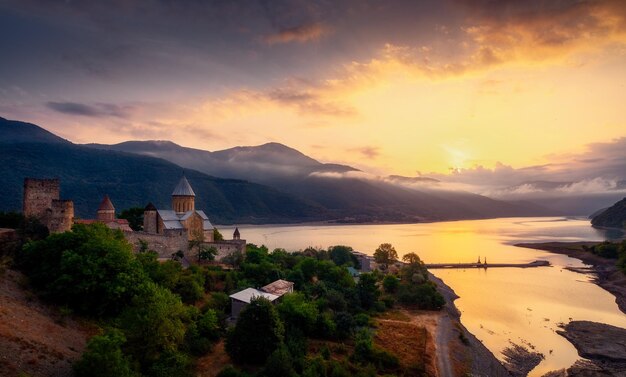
[172,175,196,197]
[98,195,115,211]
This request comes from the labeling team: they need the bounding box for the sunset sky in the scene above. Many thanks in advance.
[1,0,626,179]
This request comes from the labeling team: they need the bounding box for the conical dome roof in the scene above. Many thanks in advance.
[172,175,196,196]
[98,195,115,211]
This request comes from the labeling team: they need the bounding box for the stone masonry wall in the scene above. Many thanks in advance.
[23,178,59,218]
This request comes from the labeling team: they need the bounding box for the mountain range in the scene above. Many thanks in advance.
[1,116,553,224]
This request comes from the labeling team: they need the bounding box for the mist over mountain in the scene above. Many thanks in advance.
[86,136,553,221]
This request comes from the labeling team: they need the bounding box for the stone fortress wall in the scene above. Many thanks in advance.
[23,178,74,233]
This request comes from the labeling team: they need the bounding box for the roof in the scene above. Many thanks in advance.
[261,279,294,296]
[172,175,195,197]
[145,202,157,211]
[229,288,279,303]
[233,227,240,237]
[157,209,213,230]
[98,195,115,211]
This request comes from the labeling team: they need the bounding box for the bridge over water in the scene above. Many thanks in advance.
[424,260,550,269]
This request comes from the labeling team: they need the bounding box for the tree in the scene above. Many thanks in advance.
[74,329,138,377]
[277,292,319,335]
[213,228,224,241]
[225,297,284,365]
[262,346,296,377]
[118,207,145,231]
[402,252,422,265]
[328,245,356,267]
[382,275,399,293]
[373,243,398,270]
[119,282,187,364]
[198,245,218,261]
[19,223,146,316]
[356,273,380,310]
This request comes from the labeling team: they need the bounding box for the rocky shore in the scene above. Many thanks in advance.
[515,242,626,315]
[546,321,626,376]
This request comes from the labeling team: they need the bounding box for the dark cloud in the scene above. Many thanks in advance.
[46,102,132,118]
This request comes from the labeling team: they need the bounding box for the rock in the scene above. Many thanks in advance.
[557,321,626,363]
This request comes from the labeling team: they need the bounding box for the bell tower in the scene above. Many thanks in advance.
[172,175,195,213]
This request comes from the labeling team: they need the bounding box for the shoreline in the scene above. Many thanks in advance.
[428,272,510,377]
[515,242,626,315]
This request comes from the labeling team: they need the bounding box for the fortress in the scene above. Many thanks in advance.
[23,176,245,263]
[23,178,74,233]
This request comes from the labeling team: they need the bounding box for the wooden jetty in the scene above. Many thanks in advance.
[424,260,550,269]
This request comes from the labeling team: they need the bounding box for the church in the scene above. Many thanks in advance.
[143,175,215,242]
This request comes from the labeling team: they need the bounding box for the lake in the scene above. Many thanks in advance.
[220,217,626,376]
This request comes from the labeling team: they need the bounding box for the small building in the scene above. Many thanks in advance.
[351,250,372,272]
[229,288,280,319]
[261,279,294,296]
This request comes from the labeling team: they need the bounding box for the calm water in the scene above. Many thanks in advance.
[220,217,626,376]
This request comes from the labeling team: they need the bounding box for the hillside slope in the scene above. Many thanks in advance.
[0,269,92,377]
[592,197,626,229]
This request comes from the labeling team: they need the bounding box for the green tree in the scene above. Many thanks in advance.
[373,243,398,270]
[328,245,356,267]
[262,346,297,377]
[118,207,145,231]
[356,273,380,310]
[74,329,138,377]
[225,297,284,365]
[382,275,400,293]
[402,252,422,264]
[277,292,319,335]
[198,245,218,261]
[119,281,187,364]
[213,228,224,241]
[19,223,146,316]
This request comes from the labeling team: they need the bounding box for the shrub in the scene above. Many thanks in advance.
[382,275,399,293]
[262,346,297,377]
[74,329,137,377]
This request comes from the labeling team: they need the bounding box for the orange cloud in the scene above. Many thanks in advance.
[263,23,329,45]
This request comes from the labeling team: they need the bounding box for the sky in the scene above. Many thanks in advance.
[1,0,625,184]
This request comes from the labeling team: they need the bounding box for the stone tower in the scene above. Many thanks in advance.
[97,195,115,221]
[172,176,195,213]
[143,202,158,233]
[48,200,74,233]
[233,227,240,240]
[23,178,60,218]
[23,178,74,233]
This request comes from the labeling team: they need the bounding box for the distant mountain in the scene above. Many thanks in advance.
[87,139,552,221]
[591,198,626,229]
[0,119,324,224]
[0,117,69,144]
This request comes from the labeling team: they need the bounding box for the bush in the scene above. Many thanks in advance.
[278,292,319,335]
[356,273,380,310]
[397,282,445,310]
[119,282,187,364]
[74,329,138,377]
[19,223,147,316]
[262,346,297,377]
[382,275,399,293]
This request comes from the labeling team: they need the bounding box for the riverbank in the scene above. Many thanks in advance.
[515,242,626,314]
[428,272,510,377]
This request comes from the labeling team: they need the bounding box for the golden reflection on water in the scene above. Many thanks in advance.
[222,217,626,375]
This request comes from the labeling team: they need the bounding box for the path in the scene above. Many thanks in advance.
[435,311,454,377]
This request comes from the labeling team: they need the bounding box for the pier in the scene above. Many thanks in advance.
[425,260,550,269]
